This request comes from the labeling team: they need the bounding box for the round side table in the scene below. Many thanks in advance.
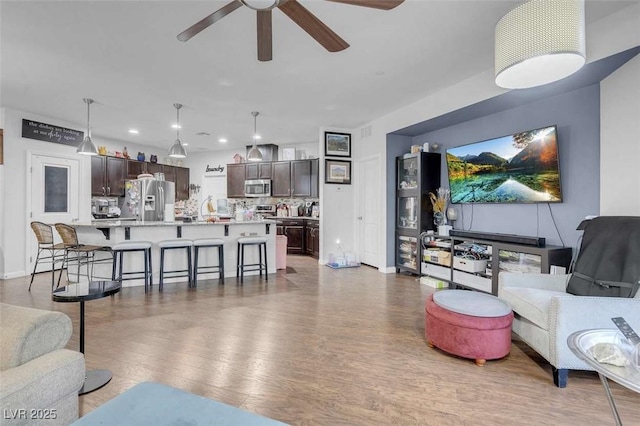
[53,280,121,395]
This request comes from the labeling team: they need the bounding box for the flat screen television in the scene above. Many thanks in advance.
[446,125,562,203]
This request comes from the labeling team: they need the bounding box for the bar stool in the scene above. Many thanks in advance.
[111,241,153,293]
[236,236,268,284]
[29,221,67,291]
[158,239,193,290]
[55,223,113,286]
[193,238,225,286]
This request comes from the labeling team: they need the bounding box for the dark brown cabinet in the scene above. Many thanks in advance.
[175,167,190,201]
[305,221,320,259]
[91,156,126,196]
[272,159,319,198]
[227,164,246,198]
[163,165,176,184]
[272,162,291,197]
[126,160,146,179]
[246,162,272,180]
[146,162,163,175]
[278,219,304,254]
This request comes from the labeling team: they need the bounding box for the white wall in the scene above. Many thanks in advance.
[600,54,640,215]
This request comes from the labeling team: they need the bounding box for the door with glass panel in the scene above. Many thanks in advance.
[29,154,80,273]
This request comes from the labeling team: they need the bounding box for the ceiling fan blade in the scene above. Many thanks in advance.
[278,0,349,52]
[257,10,273,61]
[177,1,243,42]
[324,0,405,10]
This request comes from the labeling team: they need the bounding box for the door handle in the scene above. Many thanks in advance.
[357,216,363,220]
[102,187,106,196]
[107,186,111,195]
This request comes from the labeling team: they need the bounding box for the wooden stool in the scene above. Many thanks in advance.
[193,238,225,286]
[236,237,268,284]
[158,239,193,290]
[111,241,153,293]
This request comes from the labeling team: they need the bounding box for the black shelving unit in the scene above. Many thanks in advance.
[420,235,573,295]
[395,152,441,274]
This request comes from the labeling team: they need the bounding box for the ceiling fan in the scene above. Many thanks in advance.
[177,0,405,61]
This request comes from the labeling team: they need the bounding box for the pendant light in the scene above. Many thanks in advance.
[247,111,263,162]
[495,0,586,89]
[76,98,98,155]
[168,103,187,158]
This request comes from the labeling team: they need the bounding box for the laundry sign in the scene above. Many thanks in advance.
[205,164,225,175]
[22,119,84,146]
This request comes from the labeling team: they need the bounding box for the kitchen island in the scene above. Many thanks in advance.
[70,219,276,287]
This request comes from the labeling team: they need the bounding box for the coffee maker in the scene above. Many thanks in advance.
[305,201,317,217]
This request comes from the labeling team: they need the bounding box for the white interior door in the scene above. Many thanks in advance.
[29,154,80,273]
[356,155,380,268]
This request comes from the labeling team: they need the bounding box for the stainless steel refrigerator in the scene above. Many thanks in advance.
[121,179,175,221]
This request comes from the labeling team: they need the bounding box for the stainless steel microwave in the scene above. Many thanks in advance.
[244,179,271,197]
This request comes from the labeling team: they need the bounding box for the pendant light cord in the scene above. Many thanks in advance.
[175,103,182,143]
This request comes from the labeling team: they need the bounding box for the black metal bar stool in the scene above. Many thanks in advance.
[111,241,153,293]
[193,238,225,286]
[158,239,193,290]
[236,236,268,284]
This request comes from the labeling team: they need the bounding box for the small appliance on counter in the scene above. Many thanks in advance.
[91,197,121,219]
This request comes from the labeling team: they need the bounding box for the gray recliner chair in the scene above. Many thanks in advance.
[0,303,85,425]
[498,216,640,387]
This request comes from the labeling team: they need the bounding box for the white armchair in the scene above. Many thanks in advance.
[498,272,640,387]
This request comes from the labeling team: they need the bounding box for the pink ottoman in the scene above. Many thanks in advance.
[425,290,513,366]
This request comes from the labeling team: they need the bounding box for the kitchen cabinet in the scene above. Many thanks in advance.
[277,219,304,254]
[272,159,319,198]
[291,160,311,197]
[175,167,190,201]
[245,162,272,180]
[227,164,246,198]
[310,159,319,198]
[395,152,441,275]
[305,220,320,259]
[146,162,163,175]
[91,156,126,196]
[163,165,176,184]
[272,162,291,197]
[126,160,145,179]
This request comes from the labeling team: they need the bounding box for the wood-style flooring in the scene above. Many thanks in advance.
[1,256,638,425]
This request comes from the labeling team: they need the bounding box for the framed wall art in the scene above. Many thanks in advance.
[324,131,351,158]
[325,159,351,185]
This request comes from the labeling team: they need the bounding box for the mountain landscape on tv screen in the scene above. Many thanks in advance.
[447,127,562,203]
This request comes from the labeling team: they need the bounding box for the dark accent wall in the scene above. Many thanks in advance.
[386,84,600,265]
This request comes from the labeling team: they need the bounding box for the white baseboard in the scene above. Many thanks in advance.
[3,271,27,280]
[381,266,397,274]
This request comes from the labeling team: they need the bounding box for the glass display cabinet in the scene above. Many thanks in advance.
[395,152,441,274]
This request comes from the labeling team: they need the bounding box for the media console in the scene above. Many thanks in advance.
[449,230,545,247]
[420,232,572,295]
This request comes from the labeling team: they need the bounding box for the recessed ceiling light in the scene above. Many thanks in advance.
[128,129,139,134]
[219,138,227,143]
[254,134,262,140]
[171,124,182,129]
[183,143,189,146]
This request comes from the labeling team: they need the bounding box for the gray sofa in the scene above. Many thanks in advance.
[0,303,85,425]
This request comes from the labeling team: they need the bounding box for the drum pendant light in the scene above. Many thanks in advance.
[168,103,187,158]
[247,111,263,162]
[495,0,586,89]
[76,98,99,155]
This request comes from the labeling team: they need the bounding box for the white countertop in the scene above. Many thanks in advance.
[72,219,276,228]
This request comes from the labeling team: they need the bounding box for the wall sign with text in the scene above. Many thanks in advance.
[22,119,84,146]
